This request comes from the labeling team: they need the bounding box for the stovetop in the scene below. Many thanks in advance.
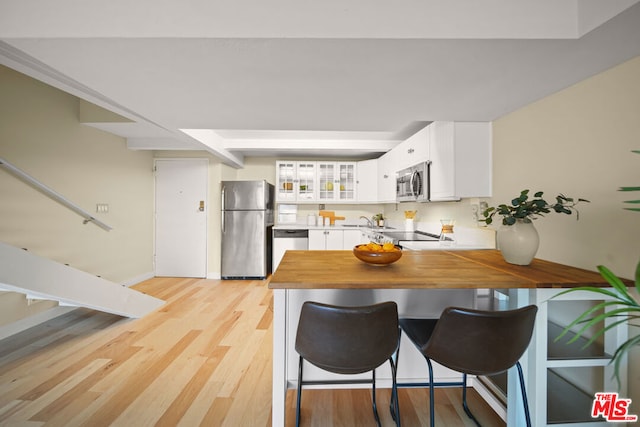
[378,230,441,242]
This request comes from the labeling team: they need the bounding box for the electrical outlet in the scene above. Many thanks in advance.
[471,204,479,222]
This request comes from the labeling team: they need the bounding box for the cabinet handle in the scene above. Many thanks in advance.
[407,148,414,154]
[383,174,389,179]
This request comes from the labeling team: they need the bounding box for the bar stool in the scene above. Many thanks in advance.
[295,301,401,427]
[398,305,537,427]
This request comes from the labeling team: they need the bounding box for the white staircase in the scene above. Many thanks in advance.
[0,241,165,320]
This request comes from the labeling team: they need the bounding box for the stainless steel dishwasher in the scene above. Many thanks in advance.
[273,229,309,271]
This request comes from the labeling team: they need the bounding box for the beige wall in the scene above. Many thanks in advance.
[491,56,640,279]
[491,55,640,400]
[0,65,155,324]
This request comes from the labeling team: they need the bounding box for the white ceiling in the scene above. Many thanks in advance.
[1,0,640,167]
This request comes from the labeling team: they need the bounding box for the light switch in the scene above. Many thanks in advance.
[96,203,109,213]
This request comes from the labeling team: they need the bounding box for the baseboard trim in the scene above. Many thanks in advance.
[121,271,154,287]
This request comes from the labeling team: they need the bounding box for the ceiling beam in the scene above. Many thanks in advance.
[180,129,244,168]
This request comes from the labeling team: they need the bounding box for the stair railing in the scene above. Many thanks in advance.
[0,157,112,231]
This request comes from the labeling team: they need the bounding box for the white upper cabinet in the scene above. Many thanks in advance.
[356,159,378,203]
[317,162,357,202]
[428,122,456,201]
[275,161,317,202]
[275,122,490,204]
[372,121,491,203]
[375,125,430,203]
[276,161,357,203]
[394,125,430,171]
[428,121,492,201]
[377,148,400,203]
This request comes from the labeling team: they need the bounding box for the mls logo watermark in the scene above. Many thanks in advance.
[592,392,638,422]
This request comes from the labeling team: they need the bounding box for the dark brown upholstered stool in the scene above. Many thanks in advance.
[398,305,537,427]
[295,301,401,427]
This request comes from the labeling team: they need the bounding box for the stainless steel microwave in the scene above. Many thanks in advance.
[396,161,431,202]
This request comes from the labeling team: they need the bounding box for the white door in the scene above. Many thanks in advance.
[155,159,208,277]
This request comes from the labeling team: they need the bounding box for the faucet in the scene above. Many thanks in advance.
[360,216,374,228]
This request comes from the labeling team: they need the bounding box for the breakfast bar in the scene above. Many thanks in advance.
[268,249,628,427]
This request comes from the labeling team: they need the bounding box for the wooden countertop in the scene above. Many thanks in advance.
[268,249,615,290]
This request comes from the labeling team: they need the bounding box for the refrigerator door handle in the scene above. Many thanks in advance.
[221,186,225,233]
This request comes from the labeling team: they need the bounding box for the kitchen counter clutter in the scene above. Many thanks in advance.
[273,222,496,249]
[268,250,630,427]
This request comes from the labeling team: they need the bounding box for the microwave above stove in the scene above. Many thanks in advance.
[396,161,431,202]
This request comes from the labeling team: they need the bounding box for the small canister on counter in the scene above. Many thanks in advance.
[307,214,317,226]
[404,210,417,231]
[439,219,455,246]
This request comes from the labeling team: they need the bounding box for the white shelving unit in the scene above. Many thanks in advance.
[492,288,629,427]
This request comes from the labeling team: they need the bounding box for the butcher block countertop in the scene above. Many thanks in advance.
[268,249,619,290]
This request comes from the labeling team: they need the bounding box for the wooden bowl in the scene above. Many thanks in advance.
[353,245,402,265]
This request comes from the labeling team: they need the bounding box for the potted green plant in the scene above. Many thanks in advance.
[481,189,589,265]
[481,189,588,226]
[553,150,640,387]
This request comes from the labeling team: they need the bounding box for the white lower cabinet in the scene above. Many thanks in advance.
[343,229,369,248]
[308,229,344,250]
[309,229,369,250]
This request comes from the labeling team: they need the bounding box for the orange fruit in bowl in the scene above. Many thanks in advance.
[353,242,402,265]
[366,242,382,252]
[382,242,396,252]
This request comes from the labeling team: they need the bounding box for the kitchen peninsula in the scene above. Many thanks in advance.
[268,249,629,427]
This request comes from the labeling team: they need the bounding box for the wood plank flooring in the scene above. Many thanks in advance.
[0,277,505,426]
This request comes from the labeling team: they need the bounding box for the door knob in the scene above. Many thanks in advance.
[199,201,205,211]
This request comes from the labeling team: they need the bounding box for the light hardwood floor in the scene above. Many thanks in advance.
[0,277,505,426]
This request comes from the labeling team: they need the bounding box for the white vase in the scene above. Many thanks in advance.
[497,219,540,265]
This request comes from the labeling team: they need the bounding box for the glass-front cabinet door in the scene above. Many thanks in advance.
[295,162,316,201]
[276,161,317,202]
[338,162,356,201]
[276,161,296,201]
[317,162,336,201]
[317,162,356,202]
[276,160,356,203]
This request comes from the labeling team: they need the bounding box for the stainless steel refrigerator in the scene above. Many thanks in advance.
[221,180,274,279]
